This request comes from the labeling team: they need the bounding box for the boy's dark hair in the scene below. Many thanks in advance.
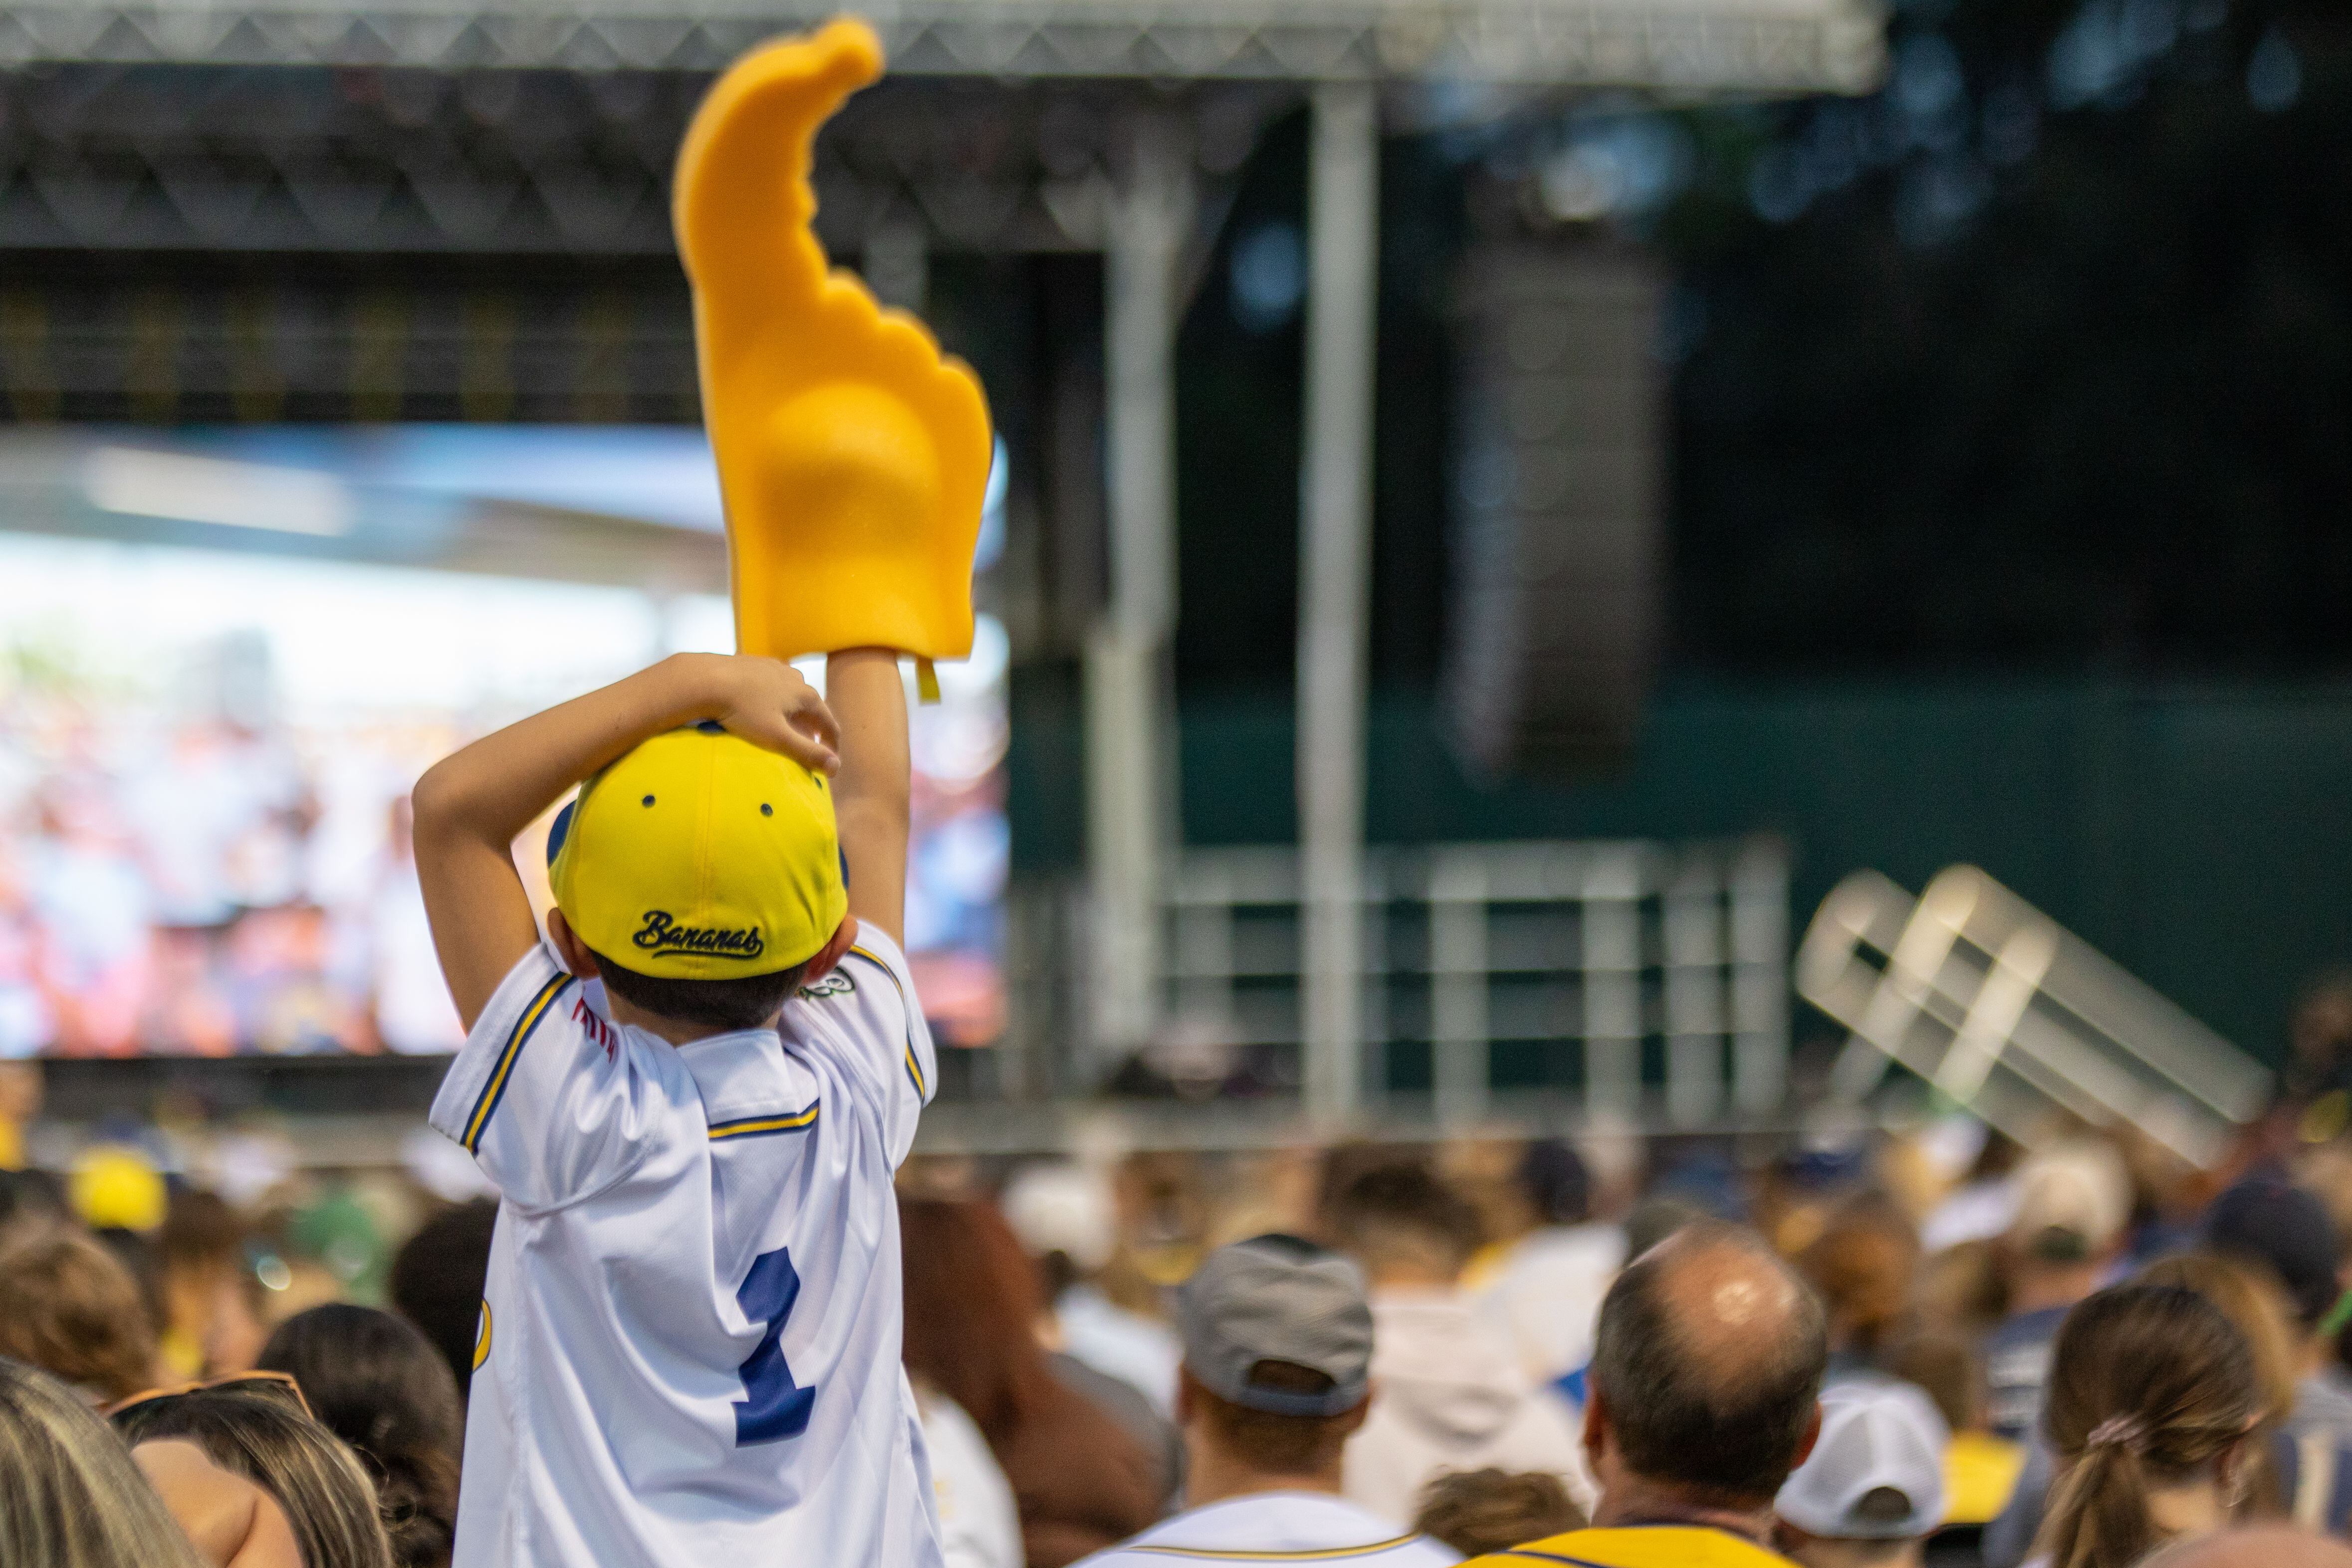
[591,950,811,1031]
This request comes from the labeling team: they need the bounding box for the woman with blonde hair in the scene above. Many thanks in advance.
[0,1356,208,1568]
[113,1381,396,1568]
[2037,1284,2263,1568]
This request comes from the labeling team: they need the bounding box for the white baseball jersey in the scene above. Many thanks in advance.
[429,922,942,1568]
[1072,1493,1463,1567]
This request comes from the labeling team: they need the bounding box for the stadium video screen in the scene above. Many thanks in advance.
[0,427,1008,1058]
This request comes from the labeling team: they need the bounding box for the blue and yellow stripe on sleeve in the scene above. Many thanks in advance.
[708,1104,821,1140]
[463,972,572,1153]
[843,945,927,1099]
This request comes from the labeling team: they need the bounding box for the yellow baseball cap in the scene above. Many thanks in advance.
[548,721,848,978]
[70,1144,167,1233]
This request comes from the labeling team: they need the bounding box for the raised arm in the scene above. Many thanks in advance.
[826,648,911,947]
[410,653,838,1029]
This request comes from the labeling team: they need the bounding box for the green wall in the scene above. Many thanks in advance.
[1009,672,2352,1063]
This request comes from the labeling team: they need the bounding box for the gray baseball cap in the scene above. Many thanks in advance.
[1176,1234,1374,1417]
[1776,1379,1950,1541]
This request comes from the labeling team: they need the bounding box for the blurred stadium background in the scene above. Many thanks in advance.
[0,0,2348,1202]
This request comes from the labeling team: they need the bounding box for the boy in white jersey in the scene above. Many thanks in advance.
[411,649,941,1568]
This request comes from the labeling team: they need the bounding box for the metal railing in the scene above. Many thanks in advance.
[989,836,1792,1132]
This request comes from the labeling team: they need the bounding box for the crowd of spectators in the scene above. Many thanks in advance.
[12,1088,2352,1567]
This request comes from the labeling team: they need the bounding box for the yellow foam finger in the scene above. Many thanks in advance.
[674,18,993,663]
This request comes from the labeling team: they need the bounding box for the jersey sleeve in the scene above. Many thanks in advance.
[797,922,937,1163]
[428,944,680,1212]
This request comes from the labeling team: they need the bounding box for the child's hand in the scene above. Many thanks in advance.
[700,655,841,774]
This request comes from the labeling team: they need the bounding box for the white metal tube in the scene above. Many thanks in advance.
[1297,81,1379,1129]
[1085,115,1190,1067]
[1430,851,1491,1130]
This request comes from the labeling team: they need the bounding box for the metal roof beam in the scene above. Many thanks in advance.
[0,1,1882,92]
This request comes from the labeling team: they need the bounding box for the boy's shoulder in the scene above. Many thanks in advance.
[776,922,933,1117]
[790,922,916,1018]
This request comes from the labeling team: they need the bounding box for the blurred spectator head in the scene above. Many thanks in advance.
[1326,1164,1481,1287]
[1915,1239,2008,1339]
[2292,972,2352,1079]
[1799,1194,1921,1362]
[2202,1177,2342,1331]
[0,1226,160,1403]
[0,1059,42,1129]
[1436,1134,1605,1245]
[92,1228,169,1363]
[2137,1252,2301,1430]
[160,1189,266,1378]
[1175,1234,1374,1481]
[2293,1142,2352,1265]
[113,1384,395,1568]
[1587,1219,1828,1508]
[0,1357,208,1568]
[258,1304,462,1568]
[1519,1140,1594,1229]
[1115,1149,1213,1293]
[1412,1468,1585,1557]
[1000,1160,1116,1301]
[2112,1123,2200,1231]
[0,1165,68,1241]
[2007,1142,2131,1267]
[1881,1329,1983,1434]
[1315,1145,1416,1234]
[2040,1284,2261,1568]
[1434,1137,1533,1246]
[388,1200,496,1403]
[1774,1381,1949,1568]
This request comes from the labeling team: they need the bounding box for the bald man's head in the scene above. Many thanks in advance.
[1588,1219,1828,1504]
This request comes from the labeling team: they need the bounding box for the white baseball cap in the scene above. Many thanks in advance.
[1000,1161,1116,1272]
[2008,1140,2131,1260]
[1777,1379,1950,1541]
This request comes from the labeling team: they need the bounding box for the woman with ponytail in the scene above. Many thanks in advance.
[2036,1284,2263,1568]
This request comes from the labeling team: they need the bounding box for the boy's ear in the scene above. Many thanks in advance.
[547,907,601,979]
[800,915,859,983]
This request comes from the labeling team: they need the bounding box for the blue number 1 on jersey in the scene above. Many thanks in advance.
[734,1247,816,1444]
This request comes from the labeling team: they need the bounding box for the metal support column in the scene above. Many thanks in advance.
[1085,117,1190,1070]
[1429,850,1492,1130]
[1297,82,1379,1128]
